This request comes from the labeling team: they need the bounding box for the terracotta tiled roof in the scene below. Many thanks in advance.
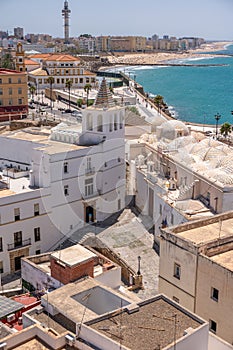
[25,59,40,65]
[83,70,96,76]
[94,78,115,108]
[44,54,78,62]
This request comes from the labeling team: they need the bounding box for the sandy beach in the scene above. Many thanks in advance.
[106,41,231,66]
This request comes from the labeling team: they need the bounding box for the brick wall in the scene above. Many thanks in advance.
[50,257,94,284]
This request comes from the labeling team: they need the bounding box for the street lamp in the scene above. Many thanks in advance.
[215,113,221,139]
[137,256,141,275]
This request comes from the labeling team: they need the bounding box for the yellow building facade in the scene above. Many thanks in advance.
[0,69,28,121]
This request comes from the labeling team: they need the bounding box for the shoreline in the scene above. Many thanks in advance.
[105,41,232,66]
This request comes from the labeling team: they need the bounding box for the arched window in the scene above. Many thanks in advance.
[114,113,118,131]
[86,113,93,131]
[97,114,103,132]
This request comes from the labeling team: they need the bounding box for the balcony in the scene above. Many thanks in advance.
[7,238,31,251]
[85,167,95,176]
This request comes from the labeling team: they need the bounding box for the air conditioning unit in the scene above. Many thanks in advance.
[7,314,15,323]
[65,334,75,346]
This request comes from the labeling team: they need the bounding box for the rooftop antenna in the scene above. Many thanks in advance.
[76,292,91,339]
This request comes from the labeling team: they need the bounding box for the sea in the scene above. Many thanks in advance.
[113,44,233,125]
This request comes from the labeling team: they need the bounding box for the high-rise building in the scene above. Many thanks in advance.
[14,27,24,39]
[62,1,71,44]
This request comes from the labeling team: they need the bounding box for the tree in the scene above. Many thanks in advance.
[153,94,164,110]
[220,122,232,138]
[84,83,92,107]
[29,85,36,101]
[65,79,72,109]
[0,52,15,69]
[47,76,55,110]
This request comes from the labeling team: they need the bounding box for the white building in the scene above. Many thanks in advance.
[127,120,233,243]
[0,78,125,276]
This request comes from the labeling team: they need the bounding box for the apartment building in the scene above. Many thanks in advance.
[28,53,96,89]
[159,211,233,344]
[0,78,125,276]
[127,120,233,242]
[0,68,28,122]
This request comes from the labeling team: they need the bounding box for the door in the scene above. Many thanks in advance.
[14,255,24,271]
[85,206,94,223]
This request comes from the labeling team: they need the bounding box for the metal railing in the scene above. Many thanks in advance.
[7,238,31,251]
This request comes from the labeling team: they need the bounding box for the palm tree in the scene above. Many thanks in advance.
[29,85,36,101]
[65,79,73,110]
[220,122,232,138]
[84,83,92,107]
[154,94,164,113]
[47,76,55,110]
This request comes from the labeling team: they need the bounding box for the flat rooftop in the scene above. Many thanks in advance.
[88,295,204,350]
[210,249,233,270]
[51,245,97,267]
[40,278,132,325]
[176,217,233,245]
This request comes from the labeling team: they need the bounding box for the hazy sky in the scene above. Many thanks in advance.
[1,0,233,40]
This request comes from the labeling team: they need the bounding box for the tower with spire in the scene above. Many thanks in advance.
[62,1,71,44]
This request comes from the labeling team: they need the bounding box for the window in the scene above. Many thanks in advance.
[8,78,12,84]
[87,157,92,170]
[159,204,162,215]
[85,178,93,197]
[0,237,2,252]
[18,78,21,83]
[114,114,118,130]
[9,98,13,105]
[18,98,23,105]
[80,78,83,84]
[173,296,179,303]
[97,114,103,132]
[171,213,174,225]
[209,320,217,333]
[174,263,181,279]
[35,249,41,255]
[211,287,219,302]
[0,99,2,105]
[9,88,12,95]
[34,227,40,242]
[0,79,2,84]
[0,88,3,95]
[64,185,69,196]
[14,231,22,247]
[64,162,68,173]
[18,88,22,94]
[118,199,121,211]
[0,261,3,274]
[14,208,20,221]
[34,203,39,216]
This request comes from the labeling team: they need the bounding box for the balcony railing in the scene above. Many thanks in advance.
[85,167,95,175]
[7,238,31,251]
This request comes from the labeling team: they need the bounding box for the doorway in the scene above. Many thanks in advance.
[14,255,24,271]
[85,206,94,223]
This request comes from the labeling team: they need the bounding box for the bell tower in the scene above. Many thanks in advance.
[15,42,26,72]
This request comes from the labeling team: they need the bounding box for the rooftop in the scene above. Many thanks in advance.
[176,216,233,246]
[209,249,233,270]
[40,278,132,325]
[51,245,97,267]
[0,296,24,319]
[87,294,205,350]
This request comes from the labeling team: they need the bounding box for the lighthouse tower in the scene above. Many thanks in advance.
[62,1,71,44]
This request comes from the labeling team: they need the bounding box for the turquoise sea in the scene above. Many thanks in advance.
[124,44,233,125]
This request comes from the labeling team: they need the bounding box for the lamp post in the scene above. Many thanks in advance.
[215,113,221,139]
[137,256,141,275]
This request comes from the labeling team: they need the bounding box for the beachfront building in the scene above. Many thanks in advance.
[0,78,125,276]
[0,68,28,122]
[127,119,233,243]
[159,211,233,345]
[27,53,96,90]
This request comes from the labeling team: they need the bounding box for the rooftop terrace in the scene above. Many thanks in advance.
[87,295,205,350]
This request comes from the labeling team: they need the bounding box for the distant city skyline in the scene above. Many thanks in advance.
[1,0,233,41]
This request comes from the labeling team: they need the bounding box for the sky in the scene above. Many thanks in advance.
[1,0,233,40]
